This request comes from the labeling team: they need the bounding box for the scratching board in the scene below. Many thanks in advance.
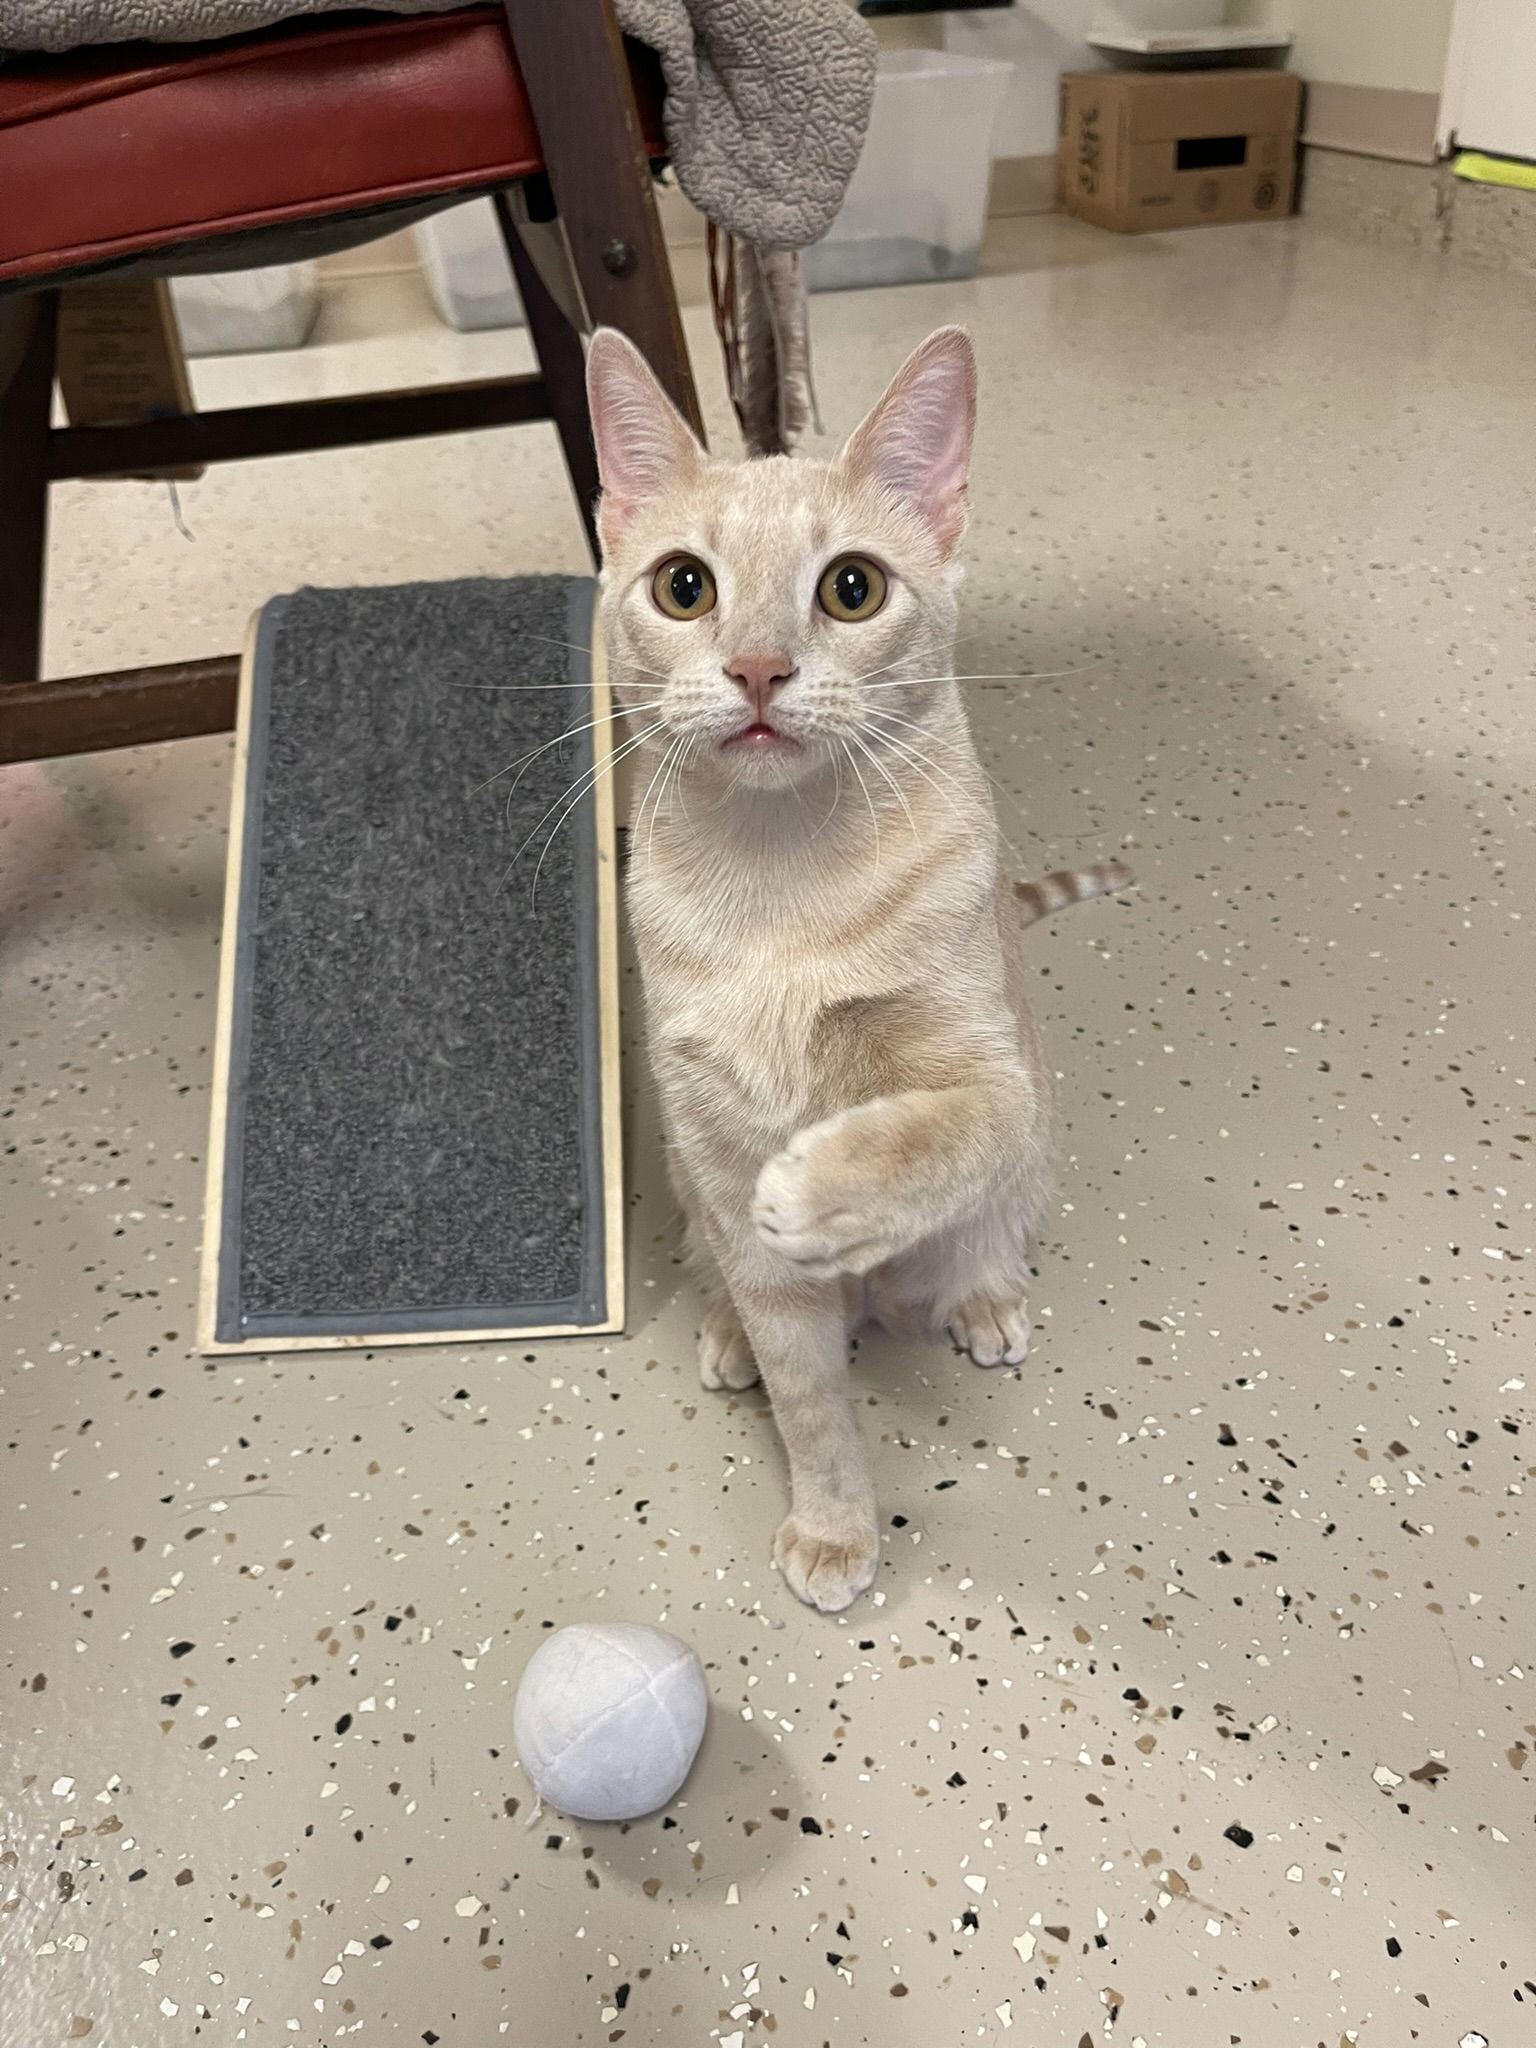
[199,578,623,1353]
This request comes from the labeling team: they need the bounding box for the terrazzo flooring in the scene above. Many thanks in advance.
[3,215,1533,2046]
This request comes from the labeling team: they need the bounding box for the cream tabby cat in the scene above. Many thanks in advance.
[586,325,1127,1612]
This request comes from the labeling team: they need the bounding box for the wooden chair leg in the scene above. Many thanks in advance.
[492,190,601,560]
[0,291,57,689]
[502,0,703,441]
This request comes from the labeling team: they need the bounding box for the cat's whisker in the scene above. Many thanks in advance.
[785,747,829,824]
[674,734,699,830]
[838,739,883,906]
[633,737,672,862]
[652,737,689,864]
[844,652,911,691]
[510,630,671,682]
[864,702,974,755]
[868,702,1016,799]
[842,629,995,692]
[859,663,1103,691]
[868,707,1111,863]
[502,707,624,838]
[525,720,663,909]
[652,730,699,837]
[676,735,700,824]
[524,716,661,862]
[807,739,844,842]
[449,679,665,694]
[866,706,1032,866]
[859,708,973,800]
[862,723,974,835]
[846,729,919,851]
[636,733,686,871]
[471,703,643,801]
[506,718,662,905]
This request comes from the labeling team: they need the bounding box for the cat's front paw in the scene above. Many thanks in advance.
[752,1124,909,1279]
[774,1513,879,1612]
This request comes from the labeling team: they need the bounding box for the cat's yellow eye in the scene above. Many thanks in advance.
[651,555,717,620]
[817,555,887,622]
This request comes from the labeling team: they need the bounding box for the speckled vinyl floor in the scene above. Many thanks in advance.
[3,217,1533,2048]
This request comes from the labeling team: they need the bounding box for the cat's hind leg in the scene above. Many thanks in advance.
[698,1295,760,1391]
[670,1144,762,1391]
[875,1182,1044,1371]
[946,1293,1032,1369]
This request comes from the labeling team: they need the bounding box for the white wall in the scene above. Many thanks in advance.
[1439,0,1536,156]
[945,2,1225,159]
[1225,0,1456,95]
[937,0,1458,161]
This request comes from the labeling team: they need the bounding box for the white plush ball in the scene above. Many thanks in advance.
[514,1622,709,1822]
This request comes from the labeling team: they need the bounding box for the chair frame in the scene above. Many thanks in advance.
[0,0,701,764]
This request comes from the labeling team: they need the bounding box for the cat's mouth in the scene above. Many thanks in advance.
[725,721,797,750]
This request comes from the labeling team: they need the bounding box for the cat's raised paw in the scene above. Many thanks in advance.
[752,1133,904,1279]
[698,1300,759,1391]
[773,1514,879,1612]
[947,1295,1031,1369]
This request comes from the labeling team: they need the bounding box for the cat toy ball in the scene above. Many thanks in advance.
[513,1622,709,1822]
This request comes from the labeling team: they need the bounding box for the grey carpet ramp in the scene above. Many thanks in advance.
[201,576,620,1350]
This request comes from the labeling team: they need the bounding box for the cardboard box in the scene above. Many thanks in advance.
[1058,69,1301,233]
[55,278,202,481]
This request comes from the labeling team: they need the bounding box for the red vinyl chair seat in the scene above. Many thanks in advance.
[0,5,668,289]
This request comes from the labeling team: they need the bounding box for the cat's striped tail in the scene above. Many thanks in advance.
[1014,858,1133,927]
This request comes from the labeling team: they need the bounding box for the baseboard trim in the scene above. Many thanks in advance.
[1301,83,1440,167]
[1298,145,1536,277]
[988,154,1058,218]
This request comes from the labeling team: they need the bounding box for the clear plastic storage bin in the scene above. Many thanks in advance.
[804,50,1013,294]
[171,265,319,355]
[415,198,525,332]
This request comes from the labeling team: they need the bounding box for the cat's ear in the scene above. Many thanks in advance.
[838,326,976,555]
[585,328,703,550]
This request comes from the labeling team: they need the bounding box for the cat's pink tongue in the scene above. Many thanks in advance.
[731,723,784,748]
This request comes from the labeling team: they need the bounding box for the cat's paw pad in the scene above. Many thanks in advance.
[752,1138,900,1280]
[947,1295,1031,1369]
[773,1514,879,1613]
[698,1300,759,1391]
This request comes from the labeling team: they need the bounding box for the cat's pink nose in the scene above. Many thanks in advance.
[725,651,795,721]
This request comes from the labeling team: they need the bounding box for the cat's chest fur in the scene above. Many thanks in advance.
[650,949,897,1127]
[630,850,1013,1167]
